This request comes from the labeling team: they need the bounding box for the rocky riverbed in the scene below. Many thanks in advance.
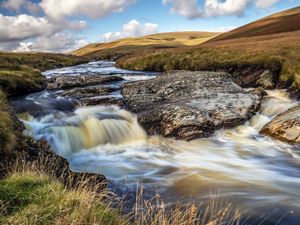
[10,61,300,224]
[43,67,299,144]
[122,71,264,140]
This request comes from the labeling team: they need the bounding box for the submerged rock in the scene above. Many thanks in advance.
[260,105,300,144]
[47,75,123,90]
[121,71,263,140]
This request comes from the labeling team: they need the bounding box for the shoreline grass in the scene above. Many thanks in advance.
[0,156,245,225]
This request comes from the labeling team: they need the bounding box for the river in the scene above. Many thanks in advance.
[11,61,300,224]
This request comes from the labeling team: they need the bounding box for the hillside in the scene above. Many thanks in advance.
[209,6,300,42]
[117,6,300,89]
[72,31,219,59]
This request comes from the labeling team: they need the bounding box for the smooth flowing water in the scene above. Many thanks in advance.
[12,61,300,224]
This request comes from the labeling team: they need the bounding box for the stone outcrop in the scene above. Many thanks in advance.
[121,71,264,140]
[47,75,123,90]
[260,105,300,144]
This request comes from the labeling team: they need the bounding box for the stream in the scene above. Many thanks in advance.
[11,61,300,224]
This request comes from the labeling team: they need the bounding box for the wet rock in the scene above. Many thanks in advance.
[256,70,275,89]
[260,105,300,144]
[249,87,267,97]
[81,96,124,107]
[62,85,119,98]
[47,75,123,90]
[122,71,263,140]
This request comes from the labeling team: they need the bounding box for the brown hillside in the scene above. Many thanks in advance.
[72,31,219,58]
[209,6,300,42]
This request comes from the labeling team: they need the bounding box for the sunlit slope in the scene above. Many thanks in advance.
[209,6,300,42]
[118,6,300,88]
[72,32,219,57]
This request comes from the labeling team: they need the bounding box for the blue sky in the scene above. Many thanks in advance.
[0,0,299,52]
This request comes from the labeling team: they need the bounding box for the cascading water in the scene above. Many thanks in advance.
[13,61,300,224]
[23,105,147,156]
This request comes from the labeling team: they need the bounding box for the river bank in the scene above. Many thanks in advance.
[6,60,298,224]
[0,56,299,224]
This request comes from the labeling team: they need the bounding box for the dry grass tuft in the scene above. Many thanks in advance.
[129,183,243,225]
[0,156,246,225]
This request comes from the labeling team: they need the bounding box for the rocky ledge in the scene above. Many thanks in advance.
[260,105,300,144]
[47,74,125,107]
[121,71,264,140]
[47,75,123,90]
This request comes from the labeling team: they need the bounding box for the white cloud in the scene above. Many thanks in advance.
[211,26,237,32]
[255,0,280,9]
[0,13,88,52]
[25,1,41,14]
[14,42,33,52]
[13,32,89,53]
[162,0,281,19]
[39,0,136,21]
[1,0,41,14]
[1,0,25,11]
[163,0,202,19]
[0,14,87,42]
[0,14,61,42]
[102,19,159,42]
[204,0,252,17]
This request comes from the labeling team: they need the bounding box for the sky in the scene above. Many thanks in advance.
[0,0,299,53]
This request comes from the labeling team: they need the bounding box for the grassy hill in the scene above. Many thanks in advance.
[209,6,300,42]
[72,31,220,59]
[117,6,300,89]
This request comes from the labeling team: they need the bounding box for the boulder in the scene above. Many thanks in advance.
[47,75,123,90]
[121,71,263,140]
[260,105,300,144]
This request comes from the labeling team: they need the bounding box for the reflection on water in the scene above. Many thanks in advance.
[14,61,300,224]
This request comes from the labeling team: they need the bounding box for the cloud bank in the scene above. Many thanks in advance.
[163,0,281,19]
[0,0,136,52]
[102,20,159,42]
[39,0,136,21]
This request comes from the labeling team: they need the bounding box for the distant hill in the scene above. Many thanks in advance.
[209,6,300,42]
[72,32,220,58]
[117,6,300,89]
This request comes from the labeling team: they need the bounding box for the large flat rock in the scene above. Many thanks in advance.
[121,71,263,140]
[260,105,300,144]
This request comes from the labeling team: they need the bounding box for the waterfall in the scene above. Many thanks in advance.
[23,105,147,156]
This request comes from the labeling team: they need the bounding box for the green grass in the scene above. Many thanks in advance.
[0,165,243,225]
[0,171,127,225]
[0,52,88,95]
[117,30,300,88]
[0,91,17,155]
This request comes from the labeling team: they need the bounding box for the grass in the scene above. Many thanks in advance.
[0,91,18,157]
[0,171,126,225]
[117,30,300,88]
[111,7,300,89]
[209,6,300,42]
[0,159,244,225]
[0,52,88,95]
[72,32,219,60]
